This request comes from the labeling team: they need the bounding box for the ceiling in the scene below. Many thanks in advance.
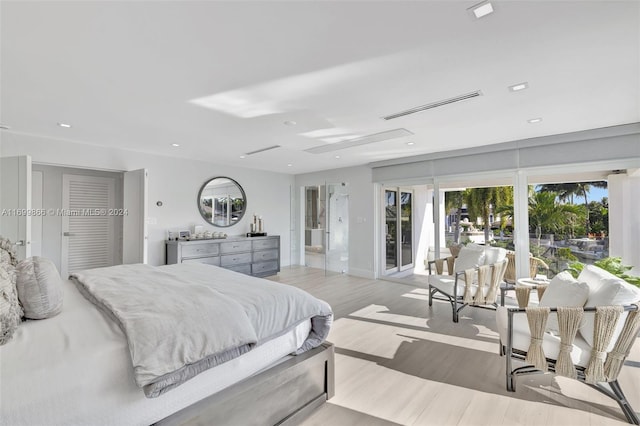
[1,1,639,174]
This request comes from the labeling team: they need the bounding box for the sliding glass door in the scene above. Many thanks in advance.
[385,188,414,273]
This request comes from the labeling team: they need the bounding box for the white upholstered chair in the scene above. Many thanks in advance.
[428,244,508,323]
[496,265,640,424]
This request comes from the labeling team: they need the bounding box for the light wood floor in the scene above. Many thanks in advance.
[269,266,640,426]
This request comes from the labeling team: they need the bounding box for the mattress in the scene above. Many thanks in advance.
[0,278,311,426]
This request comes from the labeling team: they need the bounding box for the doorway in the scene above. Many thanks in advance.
[384,187,414,274]
[302,183,349,274]
[31,164,124,276]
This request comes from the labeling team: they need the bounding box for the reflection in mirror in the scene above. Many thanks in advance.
[198,177,246,227]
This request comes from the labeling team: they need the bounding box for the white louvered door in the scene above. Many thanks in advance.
[61,174,116,278]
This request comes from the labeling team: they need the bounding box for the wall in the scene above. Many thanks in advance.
[608,170,640,275]
[1,132,294,267]
[295,166,376,278]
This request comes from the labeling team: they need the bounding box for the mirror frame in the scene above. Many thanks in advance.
[197,176,247,227]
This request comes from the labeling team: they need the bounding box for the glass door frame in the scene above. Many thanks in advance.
[382,186,415,275]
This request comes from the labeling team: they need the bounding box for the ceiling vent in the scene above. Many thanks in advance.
[245,145,281,156]
[382,90,482,120]
[305,128,413,154]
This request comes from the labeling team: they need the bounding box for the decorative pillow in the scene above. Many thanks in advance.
[454,243,486,273]
[484,246,507,265]
[579,273,640,350]
[0,236,18,267]
[1,264,23,345]
[539,271,589,333]
[16,257,63,320]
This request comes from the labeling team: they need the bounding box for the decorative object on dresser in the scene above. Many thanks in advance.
[197,177,246,227]
[166,235,280,277]
[247,213,267,237]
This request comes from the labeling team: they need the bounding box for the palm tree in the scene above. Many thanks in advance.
[463,187,512,244]
[498,191,585,247]
[445,191,464,243]
[537,181,607,234]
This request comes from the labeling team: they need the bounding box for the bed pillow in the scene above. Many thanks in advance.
[16,257,63,320]
[454,243,486,273]
[538,271,589,333]
[0,237,18,267]
[1,264,23,344]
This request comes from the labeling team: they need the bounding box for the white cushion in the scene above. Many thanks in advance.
[16,257,64,320]
[484,246,507,265]
[429,275,484,298]
[538,271,590,333]
[496,306,593,368]
[454,243,486,273]
[579,272,640,350]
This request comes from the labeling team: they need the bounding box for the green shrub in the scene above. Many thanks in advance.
[567,257,640,287]
[557,247,577,261]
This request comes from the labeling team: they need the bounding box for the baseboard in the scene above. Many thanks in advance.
[347,267,375,279]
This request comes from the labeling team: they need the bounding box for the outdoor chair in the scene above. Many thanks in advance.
[500,252,550,305]
[428,243,508,322]
[496,265,640,424]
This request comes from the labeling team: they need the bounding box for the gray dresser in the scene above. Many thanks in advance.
[166,235,280,278]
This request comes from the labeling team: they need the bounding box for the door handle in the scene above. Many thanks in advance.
[14,240,25,246]
[63,232,78,237]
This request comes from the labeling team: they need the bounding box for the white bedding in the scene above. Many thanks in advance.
[0,278,311,426]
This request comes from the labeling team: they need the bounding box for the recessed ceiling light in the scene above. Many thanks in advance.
[335,155,341,159]
[171,143,180,147]
[283,121,297,126]
[407,142,415,146]
[528,117,543,123]
[239,155,246,159]
[470,1,494,19]
[287,163,293,167]
[57,122,72,128]
[509,82,529,92]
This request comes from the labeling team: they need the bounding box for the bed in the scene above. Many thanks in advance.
[0,258,334,426]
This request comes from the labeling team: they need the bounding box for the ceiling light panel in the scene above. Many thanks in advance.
[509,82,529,92]
[305,129,413,154]
[382,91,482,120]
[468,1,494,19]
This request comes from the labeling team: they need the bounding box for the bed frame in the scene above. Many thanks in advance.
[155,342,335,426]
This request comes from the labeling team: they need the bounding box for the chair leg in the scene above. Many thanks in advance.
[428,285,433,307]
[609,380,640,425]
[506,349,515,392]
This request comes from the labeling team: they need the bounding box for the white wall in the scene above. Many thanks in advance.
[295,166,376,278]
[1,132,294,267]
[608,170,640,275]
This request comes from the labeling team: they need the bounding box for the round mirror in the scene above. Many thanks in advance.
[197,177,247,227]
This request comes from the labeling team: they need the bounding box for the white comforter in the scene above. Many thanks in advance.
[0,271,314,425]
[70,263,333,398]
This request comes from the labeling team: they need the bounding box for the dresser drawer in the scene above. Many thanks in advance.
[183,256,220,267]
[220,241,252,254]
[221,252,252,267]
[252,261,279,276]
[224,264,252,275]
[252,249,278,262]
[252,238,279,250]
[181,242,220,258]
